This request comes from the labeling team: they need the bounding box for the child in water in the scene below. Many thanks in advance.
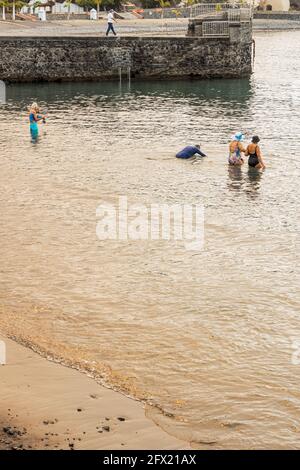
[228,132,246,166]
[245,136,266,170]
[29,102,46,141]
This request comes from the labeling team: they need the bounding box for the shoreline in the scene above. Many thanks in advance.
[0,333,188,450]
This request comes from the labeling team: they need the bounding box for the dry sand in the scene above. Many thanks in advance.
[0,334,188,450]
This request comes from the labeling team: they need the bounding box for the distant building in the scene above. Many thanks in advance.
[259,0,290,11]
[21,1,84,15]
[121,2,137,11]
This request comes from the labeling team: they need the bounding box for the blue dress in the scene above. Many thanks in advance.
[29,113,39,140]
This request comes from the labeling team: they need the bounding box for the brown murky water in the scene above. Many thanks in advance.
[0,31,300,448]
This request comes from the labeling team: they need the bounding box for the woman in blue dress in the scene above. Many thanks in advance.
[29,102,46,141]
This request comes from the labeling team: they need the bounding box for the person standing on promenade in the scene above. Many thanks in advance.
[228,132,246,166]
[106,10,117,37]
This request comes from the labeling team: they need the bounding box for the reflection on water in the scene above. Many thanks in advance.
[245,167,263,199]
[227,166,244,192]
[6,76,253,105]
[0,31,300,449]
[227,166,263,200]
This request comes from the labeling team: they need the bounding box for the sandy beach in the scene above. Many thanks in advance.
[0,334,187,450]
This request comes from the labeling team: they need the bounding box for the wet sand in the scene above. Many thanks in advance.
[0,334,187,450]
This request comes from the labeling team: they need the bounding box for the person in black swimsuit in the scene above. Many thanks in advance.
[245,136,266,169]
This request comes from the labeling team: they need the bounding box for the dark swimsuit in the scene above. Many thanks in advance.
[248,145,259,168]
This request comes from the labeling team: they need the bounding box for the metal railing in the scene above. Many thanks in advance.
[228,7,252,23]
[189,3,253,38]
[190,3,252,19]
[240,7,252,21]
[202,20,229,37]
[141,3,253,21]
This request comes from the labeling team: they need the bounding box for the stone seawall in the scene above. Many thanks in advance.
[0,35,252,83]
[254,11,300,20]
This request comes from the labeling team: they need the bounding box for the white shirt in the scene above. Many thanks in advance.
[107,12,114,23]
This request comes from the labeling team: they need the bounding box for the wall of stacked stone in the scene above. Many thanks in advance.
[253,11,300,20]
[0,34,253,83]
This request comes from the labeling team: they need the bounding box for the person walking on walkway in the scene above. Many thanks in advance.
[106,10,117,37]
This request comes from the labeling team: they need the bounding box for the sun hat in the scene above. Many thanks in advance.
[232,132,245,142]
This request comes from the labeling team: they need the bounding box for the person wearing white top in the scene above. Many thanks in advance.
[106,10,117,36]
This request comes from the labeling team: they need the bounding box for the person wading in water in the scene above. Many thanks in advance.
[245,136,266,170]
[28,102,46,142]
[228,132,246,166]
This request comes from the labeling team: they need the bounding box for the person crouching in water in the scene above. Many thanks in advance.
[29,102,46,141]
[176,144,207,159]
[228,132,246,166]
[245,136,266,170]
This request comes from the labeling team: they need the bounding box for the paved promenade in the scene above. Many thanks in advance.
[0,19,188,37]
[0,17,300,38]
